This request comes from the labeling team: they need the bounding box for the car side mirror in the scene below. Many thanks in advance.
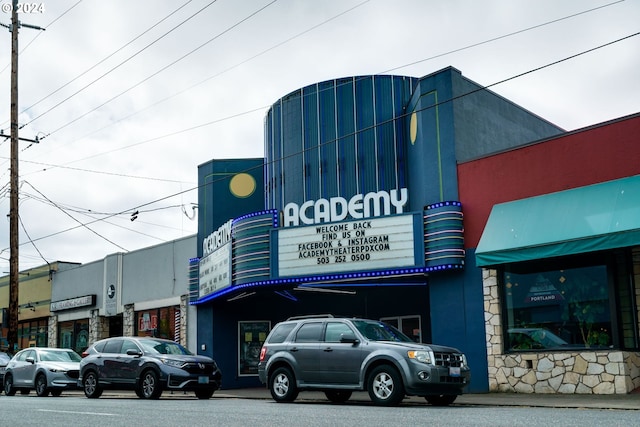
[26,356,35,364]
[126,349,142,357]
[340,333,360,345]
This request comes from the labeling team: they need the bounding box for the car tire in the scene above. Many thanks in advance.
[325,390,352,403]
[269,367,298,403]
[425,394,457,406]
[195,389,215,399]
[4,374,16,396]
[140,370,162,399]
[35,373,50,397]
[367,365,405,406]
[83,370,103,399]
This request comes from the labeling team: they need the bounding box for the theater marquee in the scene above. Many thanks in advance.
[277,213,418,277]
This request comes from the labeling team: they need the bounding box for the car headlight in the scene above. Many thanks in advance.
[407,350,434,364]
[461,354,468,368]
[161,359,185,368]
[48,368,68,373]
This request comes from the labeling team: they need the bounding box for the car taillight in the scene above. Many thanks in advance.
[81,351,89,358]
[259,346,267,361]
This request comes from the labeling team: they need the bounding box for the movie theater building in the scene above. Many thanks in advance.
[193,67,567,392]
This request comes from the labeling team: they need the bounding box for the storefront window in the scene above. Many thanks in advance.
[58,320,89,353]
[136,306,179,340]
[238,321,270,376]
[502,252,637,352]
[18,319,47,349]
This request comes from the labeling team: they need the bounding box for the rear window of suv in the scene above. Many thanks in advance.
[294,322,323,342]
[267,323,296,343]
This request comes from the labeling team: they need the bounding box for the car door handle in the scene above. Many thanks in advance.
[323,347,333,352]
[290,347,298,352]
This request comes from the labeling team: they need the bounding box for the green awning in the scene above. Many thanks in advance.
[475,175,640,267]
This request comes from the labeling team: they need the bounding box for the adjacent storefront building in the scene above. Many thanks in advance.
[49,235,197,353]
[460,113,640,393]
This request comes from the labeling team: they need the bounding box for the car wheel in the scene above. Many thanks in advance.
[425,394,457,406]
[35,374,50,397]
[140,370,162,399]
[325,390,352,403]
[4,374,16,396]
[50,389,63,397]
[195,389,215,399]
[269,367,298,403]
[83,370,103,399]
[367,365,405,406]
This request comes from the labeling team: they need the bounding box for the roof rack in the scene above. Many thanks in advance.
[286,314,334,320]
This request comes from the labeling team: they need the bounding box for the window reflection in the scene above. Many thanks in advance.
[503,265,611,350]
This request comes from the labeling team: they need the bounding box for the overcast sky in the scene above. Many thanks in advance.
[0,0,638,272]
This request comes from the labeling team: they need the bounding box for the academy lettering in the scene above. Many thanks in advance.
[202,219,233,256]
[283,188,408,227]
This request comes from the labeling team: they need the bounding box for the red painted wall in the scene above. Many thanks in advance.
[458,113,640,249]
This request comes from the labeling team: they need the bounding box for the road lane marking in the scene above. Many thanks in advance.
[37,409,119,416]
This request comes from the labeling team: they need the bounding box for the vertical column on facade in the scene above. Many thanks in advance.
[483,268,503,391]
[89,309,110,346]
[123,304,134,337]
[48,315,57,347]
[180,295,188,347]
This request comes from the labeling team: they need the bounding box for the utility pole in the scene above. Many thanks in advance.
[1,0,43,353]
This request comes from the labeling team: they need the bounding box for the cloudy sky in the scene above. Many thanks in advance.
[0,0,638,272]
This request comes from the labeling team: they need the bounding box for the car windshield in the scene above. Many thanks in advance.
[353,320,414,342]
[0,353,10,363]
[138,339,193,356]
[39,349,82,362]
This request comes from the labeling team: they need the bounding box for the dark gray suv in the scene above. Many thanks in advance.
[257,315,471,406]
[79,337,221,399]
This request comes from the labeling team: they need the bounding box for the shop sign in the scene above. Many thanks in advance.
[50,295,96,312]
[282,188,408,227]
[278,213,417,277]
[139,313,158,331]
[202,219,233,257]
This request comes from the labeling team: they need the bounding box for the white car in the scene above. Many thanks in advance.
[3,347,81,397]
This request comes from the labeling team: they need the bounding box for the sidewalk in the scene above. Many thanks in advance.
[214,387,640,410]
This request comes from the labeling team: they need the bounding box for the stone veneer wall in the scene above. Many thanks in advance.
[48,315,57,347]
[484,262,640,394]
[89,309,110,346]
[123,304,135,337]
[179,295,188,347]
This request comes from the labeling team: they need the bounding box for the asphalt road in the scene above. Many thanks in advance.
[1,392,639,427]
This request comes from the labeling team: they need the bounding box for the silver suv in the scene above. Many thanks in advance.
[257,315,471,406]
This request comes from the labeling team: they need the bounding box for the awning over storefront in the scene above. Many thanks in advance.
[476,175,640,267]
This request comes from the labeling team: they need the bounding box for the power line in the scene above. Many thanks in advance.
[19,0,220,130]
[21,180,128,251]
[36,0,279,139]
[11,0,195,123]
[0,0,83,76]
[47,0,372,150]
[4,29,637,261]
[28,0,623,168]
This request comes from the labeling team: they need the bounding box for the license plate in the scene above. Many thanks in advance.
[198,376,209,384]
[449,367,461,377]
